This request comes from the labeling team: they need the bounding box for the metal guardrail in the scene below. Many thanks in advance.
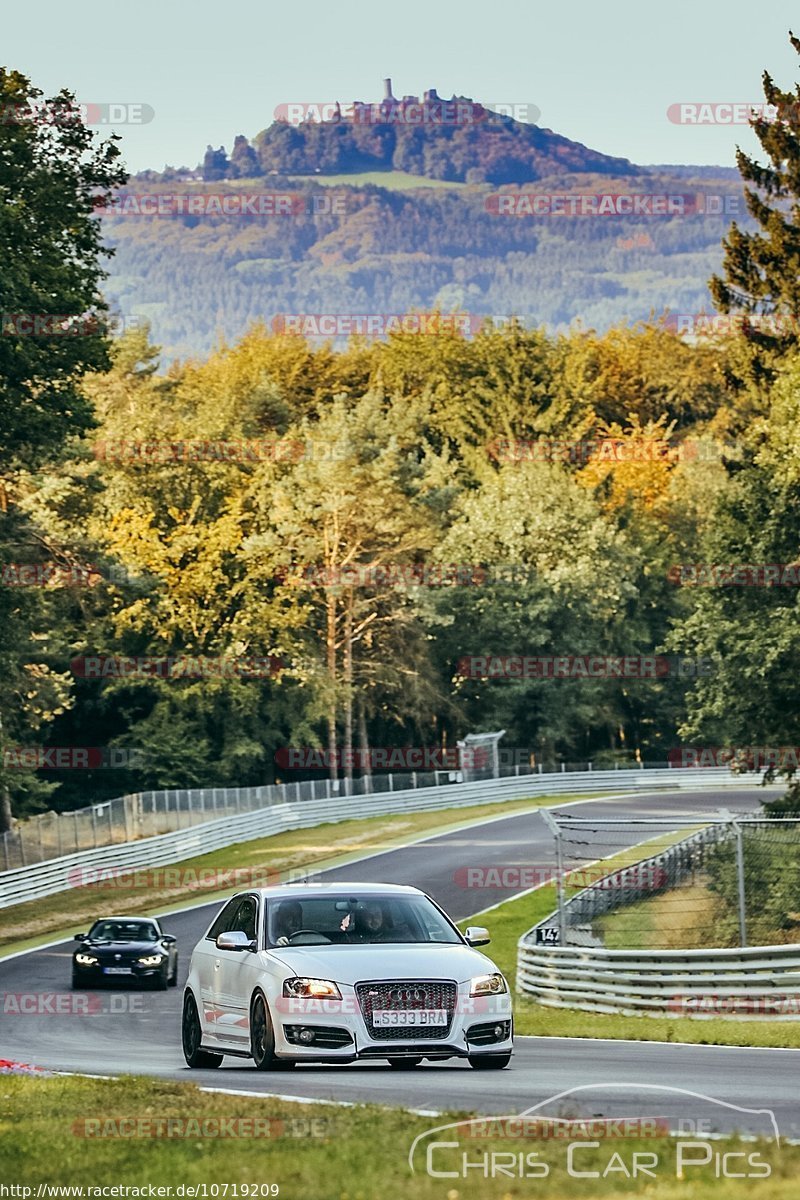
[0,766,751,910]
[516,941,800,1018]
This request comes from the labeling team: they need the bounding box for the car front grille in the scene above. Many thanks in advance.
[355,979,458,1040]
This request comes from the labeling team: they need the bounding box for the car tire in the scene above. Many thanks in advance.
[388,1057,423,1068]
[168,957,179,987]
[250,992,278,1071]
[71,972,80,989]
[182,992,222,1069]
[152,968,169,991]
[468,1053,512,1070]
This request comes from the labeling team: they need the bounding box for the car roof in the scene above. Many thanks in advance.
[236,883,425,900]
[89,916,160,924]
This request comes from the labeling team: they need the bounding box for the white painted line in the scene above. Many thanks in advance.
[516,1034,800,1052]
[197,1084,443,1117]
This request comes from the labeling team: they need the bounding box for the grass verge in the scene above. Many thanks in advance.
[285,169,467,189]
[0,792,604,955]
[598,877,726,950]
[0,1074,795,1197]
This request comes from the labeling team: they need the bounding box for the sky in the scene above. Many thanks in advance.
[4,1,800,175]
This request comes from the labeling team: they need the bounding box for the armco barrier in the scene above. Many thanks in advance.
[516,941,800,1018]
[0,766,761,910]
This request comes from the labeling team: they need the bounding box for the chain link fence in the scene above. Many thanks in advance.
[537,813,800,950]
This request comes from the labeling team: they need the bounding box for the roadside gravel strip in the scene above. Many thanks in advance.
[2,788,799,1136]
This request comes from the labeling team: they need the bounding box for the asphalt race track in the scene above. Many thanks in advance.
[2,788,798,1137]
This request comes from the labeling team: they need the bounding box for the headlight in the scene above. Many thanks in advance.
[75,953,98,966]
[470,972,508,997]
[137,954,164,967]
[282,978,342,999]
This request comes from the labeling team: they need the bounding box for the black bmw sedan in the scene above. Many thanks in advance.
[71,916,178,989]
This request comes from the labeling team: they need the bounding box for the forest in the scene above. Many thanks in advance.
[3,55,800,825]
[102,171,748,361]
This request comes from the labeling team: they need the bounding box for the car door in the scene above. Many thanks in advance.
[196,897,240,1039]
[212,893,262,1048]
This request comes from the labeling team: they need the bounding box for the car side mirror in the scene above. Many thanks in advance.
[464,926,491,947]
[74,933,87,941]
[161,934,177,944]
[216,931,256,952]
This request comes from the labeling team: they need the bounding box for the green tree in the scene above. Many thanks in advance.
[709,31,800,365]
[0,68,125,830]
[0,68,126,462]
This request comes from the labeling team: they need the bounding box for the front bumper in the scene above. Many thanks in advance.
[73,959,167,984]
[272,985,513,1062]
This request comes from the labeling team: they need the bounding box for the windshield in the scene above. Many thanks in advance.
[88,920,159,943]
[267,894,462,947]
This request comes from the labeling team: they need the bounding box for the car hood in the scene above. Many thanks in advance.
[267,942,499,985]
[77,940,161,955]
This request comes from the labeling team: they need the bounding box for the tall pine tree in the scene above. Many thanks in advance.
[710,31,800,363]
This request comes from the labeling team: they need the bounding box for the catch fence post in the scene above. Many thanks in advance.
[541,809,567,946]
[735,818,747,948]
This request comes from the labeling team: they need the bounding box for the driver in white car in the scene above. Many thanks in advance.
[274,899,303,945]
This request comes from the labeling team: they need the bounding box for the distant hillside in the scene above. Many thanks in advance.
[112,83,750,361]
[644,164,742,179]
[102,170,748,362]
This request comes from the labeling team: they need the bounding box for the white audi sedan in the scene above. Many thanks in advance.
[182,883,513,1070]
